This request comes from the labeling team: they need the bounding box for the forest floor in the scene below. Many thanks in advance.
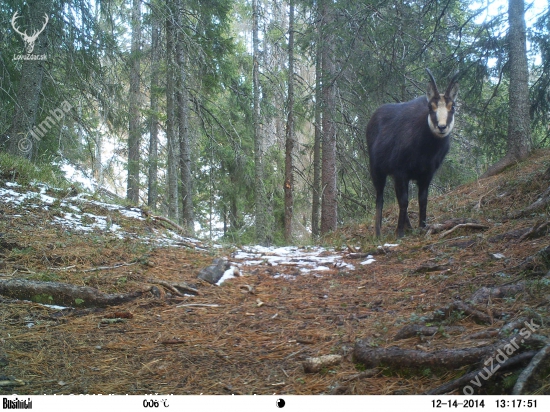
[1,149,549,395]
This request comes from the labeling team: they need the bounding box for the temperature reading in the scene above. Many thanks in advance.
[143,399,169,408]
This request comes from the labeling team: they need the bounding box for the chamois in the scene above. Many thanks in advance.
[366,69,459,237]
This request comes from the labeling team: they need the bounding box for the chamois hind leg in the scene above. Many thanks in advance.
[417,177,431,228]
[372,171,386,238]
[394,176,412,237]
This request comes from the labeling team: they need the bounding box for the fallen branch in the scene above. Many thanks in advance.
[0,279,149,307]
[342,368,380,382]
[303,354,343,373]
[438,223,489,239]
[146,278,199,296]
[175,303,220,308]
[82,262,138,273]
[426,350,537,395]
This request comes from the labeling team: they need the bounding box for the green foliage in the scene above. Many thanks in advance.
[0,152,71,188]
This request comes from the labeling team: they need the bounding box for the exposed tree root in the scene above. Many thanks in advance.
[517,221,550,242]
[393,325,465,341]
[425,218,471,235]
[509,186,550,219]
[438,223,489,239]
[471,283,525,305]
[480,154,523,179]
[0,279,150,307]
[434,301,493,325]
[426,350,537,395]
[512,341,550,395]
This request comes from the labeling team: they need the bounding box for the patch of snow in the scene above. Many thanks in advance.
[216,266,239,285]
[60,162,95,191]
[360,255,376,265]
[232,245,355,274]
[382,243,399,248]
[118,208,144,220]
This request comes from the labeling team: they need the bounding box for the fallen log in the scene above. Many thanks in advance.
[0,279,149,308]
[355,332,542,371]
[353,344,494,370]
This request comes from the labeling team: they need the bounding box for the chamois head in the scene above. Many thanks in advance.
[426,69,459,138]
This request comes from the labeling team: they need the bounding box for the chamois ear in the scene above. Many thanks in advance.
[426,68,439,101]
[445,71,459,101]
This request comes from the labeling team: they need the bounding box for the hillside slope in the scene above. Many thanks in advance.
[0,150,549,395]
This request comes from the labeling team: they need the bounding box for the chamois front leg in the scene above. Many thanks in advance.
[394,176,412,237]
[373,172,387,238]
[417,177,430,228]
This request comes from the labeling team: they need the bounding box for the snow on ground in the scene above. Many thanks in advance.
[0,181,202,248]
[1,178,399,278]
[232,245,356,275]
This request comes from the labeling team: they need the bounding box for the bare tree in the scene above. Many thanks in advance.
[284,0,295,242]
[175,1,194,233]
[147,3,160,210]
[320,0,337,234]
[253,0,268,245]
[6,0,52,159]
[166,9,179,220]
[127,0,141,203]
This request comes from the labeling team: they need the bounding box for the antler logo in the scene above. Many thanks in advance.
[11,11,49,54]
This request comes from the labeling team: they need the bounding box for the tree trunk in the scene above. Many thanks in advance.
[480,0,530,178]
[126,0,141,204]
[284,0,295,243]
[175,3,194,234]
[166,11,179,220]
[311,21,322,239]
[320,1,337,234]
[253,0,268,245]
[147,5,160,211]
[6,0,52,159]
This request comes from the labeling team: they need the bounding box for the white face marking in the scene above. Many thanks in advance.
[428,97,454,138]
